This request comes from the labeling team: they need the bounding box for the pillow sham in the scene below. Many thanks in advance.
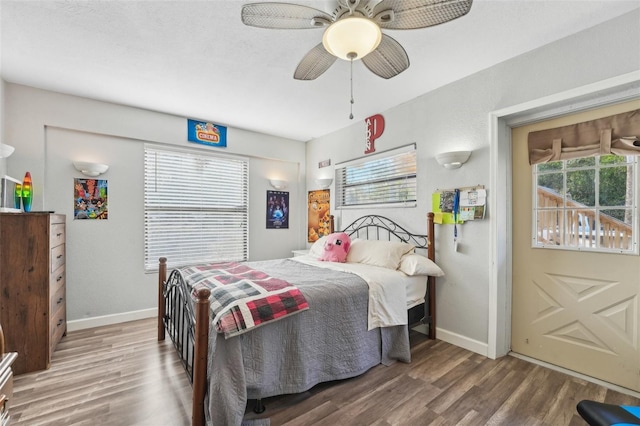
[346,239,415,270]
[398,253,445,277]
[308,235,328,259]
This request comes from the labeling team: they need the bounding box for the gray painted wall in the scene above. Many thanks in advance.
[3,85,307,322]
[305,9,640,348]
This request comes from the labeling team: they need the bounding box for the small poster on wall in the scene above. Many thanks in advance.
[308,189,330,242]
[187,119,227,148]
[266,190,289,229]
[74,178,108,220]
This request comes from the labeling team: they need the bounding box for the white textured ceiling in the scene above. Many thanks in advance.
[1,0,639,141]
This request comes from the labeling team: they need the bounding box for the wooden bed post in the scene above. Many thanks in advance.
[193,288,211,426]
[427,213,436,340]
[158,257,167,341]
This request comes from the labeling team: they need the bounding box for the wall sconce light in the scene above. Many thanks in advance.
[435,151,471,170]
[315,178,333,189]
[269,179,287,190]
[73,161,109,177]
[0,144,15,158]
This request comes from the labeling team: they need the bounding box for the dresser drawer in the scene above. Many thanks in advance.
[0,370,13,412]
[0,406,8,426]
[50,264,65,295]
[50,284,66,318]
[50,305,66,354]
[50,223,65,248]
[50,214,65,225]
[50,244,65,273]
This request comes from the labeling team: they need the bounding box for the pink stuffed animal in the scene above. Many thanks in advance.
[318,232,351,263]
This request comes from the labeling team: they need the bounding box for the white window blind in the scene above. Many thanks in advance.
[335,144,417,208]
[144,145,249,271]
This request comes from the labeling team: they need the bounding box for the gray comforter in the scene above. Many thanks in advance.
[204,258,411,426]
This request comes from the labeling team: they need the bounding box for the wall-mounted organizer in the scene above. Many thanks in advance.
[432,185,486,225]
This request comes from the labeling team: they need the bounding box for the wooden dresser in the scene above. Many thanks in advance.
[0,324,18,425]
[0,213,66,375]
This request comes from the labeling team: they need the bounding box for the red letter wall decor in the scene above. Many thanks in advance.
[365,114,384,155]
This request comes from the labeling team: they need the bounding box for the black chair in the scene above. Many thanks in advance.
[577,400,640,425]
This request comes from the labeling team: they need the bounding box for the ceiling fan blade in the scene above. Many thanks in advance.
[361,34,409,79]
[294,43,337,80]
[241,3,333,29]
[373,0,473,30]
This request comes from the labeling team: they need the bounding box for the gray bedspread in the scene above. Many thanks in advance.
[204,258,411,426]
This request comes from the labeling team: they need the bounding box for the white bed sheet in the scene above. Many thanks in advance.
[291,255,426,329]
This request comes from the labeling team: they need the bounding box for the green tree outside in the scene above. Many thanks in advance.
[537,155,631,223]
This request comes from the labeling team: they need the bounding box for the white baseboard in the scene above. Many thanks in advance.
[67,308,158,332]
[436,327,490,358]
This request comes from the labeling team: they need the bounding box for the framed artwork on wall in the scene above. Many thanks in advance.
[74,178,108,220]
[266,190,289,229]
[308,189,330,242]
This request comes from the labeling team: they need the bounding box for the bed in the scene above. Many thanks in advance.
[157,213,439,426]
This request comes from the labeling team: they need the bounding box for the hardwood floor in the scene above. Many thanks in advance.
[10,318,640,425]
[11,319,192,426]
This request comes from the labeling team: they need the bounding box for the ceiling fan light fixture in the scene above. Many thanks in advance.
[322,17,382,61]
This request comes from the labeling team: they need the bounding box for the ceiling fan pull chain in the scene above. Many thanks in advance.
[349,53,355,120]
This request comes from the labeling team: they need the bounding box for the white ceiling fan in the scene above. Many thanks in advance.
[241,0,474,81]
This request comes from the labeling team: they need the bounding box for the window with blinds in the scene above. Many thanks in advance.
[144,145,249,271]
[335,144,417,208]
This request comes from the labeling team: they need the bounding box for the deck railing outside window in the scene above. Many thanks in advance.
[536,186,633,251]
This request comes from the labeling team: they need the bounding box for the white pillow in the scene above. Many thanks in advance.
[398,253,444,277]
[346,239,414,270]
[308,235,328,259]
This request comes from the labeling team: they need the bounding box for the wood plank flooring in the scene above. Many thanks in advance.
[10,318,640,425]
[11,319,192,426]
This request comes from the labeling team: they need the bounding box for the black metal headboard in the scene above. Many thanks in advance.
[340,215,429,249]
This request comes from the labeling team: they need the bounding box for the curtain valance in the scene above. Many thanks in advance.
[528,109,640,165]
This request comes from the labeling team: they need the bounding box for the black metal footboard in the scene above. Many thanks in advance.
[162,268,197,383]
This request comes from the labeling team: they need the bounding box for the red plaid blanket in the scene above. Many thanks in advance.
[179,262,309,338]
